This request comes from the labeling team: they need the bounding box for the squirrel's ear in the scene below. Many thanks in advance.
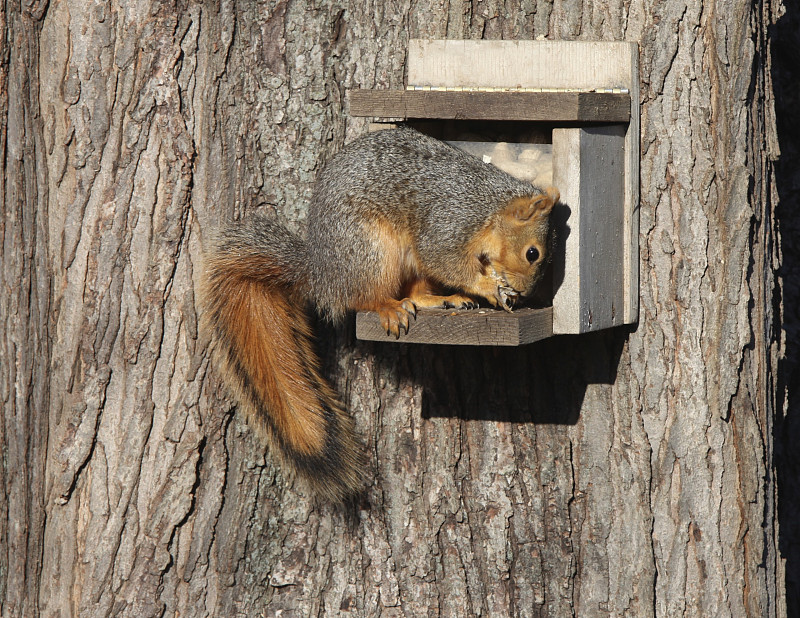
[505,186,559,222]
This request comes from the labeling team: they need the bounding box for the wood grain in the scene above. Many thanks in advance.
[408,40,638,92]
[349,89,631,122]
[356,306,553,346]
[552,126,626,333]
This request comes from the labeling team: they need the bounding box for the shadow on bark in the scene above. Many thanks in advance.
[420,329,627,423]
[771,3,800,612]
[361,326,629,425]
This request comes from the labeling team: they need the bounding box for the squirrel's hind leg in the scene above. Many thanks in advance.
[347,226,419,337]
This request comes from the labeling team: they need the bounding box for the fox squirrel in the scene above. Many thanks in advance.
[202,127,559,501]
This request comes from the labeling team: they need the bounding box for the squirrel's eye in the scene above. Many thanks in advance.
[526,247,540,263]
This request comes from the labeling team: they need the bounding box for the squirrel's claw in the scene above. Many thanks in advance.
[495,287,518,312]
[401,299,417,319]
[377,298,417,338]
[488,267,520,312]
[397,312,410,336]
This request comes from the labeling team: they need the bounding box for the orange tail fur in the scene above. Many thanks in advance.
[202,222,363,501]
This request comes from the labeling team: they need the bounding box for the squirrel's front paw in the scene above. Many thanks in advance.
[376,299,417,338]
[441,294,479,310]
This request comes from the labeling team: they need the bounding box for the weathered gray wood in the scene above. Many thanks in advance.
[406,39,641,325]
[621,43,641,325]
[408,40,637,92]
[349,89,631,122]
[552,126,626,333]
[356,307,553,346]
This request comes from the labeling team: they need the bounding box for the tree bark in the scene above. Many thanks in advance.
[0,0,787,615]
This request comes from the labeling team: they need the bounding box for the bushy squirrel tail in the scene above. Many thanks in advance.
[202,216,363,501]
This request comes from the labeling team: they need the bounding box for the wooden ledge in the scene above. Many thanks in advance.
[349,90,631,123]
[355,306,553,346]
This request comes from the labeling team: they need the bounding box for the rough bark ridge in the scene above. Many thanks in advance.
[1,2,50,616]
[0,0,786,615]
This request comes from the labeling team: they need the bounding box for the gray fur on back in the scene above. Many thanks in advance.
[307,127,542,318]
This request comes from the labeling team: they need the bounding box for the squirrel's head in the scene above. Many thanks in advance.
[466,186,558,311]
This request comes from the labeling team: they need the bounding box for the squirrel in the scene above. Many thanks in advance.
[202,127,559,501]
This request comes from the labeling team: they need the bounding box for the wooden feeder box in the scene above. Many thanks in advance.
[351,40,640,346]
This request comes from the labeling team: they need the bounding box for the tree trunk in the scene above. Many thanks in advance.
[0,0,787,615]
